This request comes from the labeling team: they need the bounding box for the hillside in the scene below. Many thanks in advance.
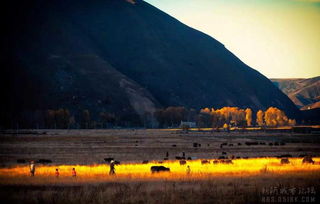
[1,0,300,128]
[272,76,320,109]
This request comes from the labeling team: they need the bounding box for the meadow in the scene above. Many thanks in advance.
[0,129,319,203]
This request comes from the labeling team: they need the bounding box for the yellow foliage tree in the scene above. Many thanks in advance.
[256,110,264,126]
[245,108,252,126]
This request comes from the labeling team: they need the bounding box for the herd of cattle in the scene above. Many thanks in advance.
[16,155,316,174]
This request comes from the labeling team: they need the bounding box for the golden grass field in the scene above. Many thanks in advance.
[0,129,319,203]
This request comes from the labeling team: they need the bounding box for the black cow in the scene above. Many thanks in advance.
[37,159,52,164]
[175,156,185,160]
[278,154,292,158]
[151,166,170,173]
[201,160,210,164]
[17,159,26,163]
[280,158,290,164]
[142,160,149,164]
[104,158,114,163]
[180,160,187,165]
[302,156,315,164]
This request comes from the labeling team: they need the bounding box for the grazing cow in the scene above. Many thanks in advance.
[280,158,290,164]
[151,166,170,173]
[175,156,185,160]
[180,160,187,165]
[142,160,149,164]
[218,156,226,159]
[302,156,315,164]
[280,142,285,146]
[236,156,241,159]
[222,159,233,164]
[229,155,235,159]
[193,143,198,148]
[245,142,258,146]
[17,159,26,164]
[269,143,273,146]
[278,154,292,158]
[201,160,210,164]
[237,143,242,146]
[222,152,227,155]
[213,160,219,164]
[259,142,266,145]
[104,158,114,163]
[274,142,279,146]
[37,159,52,164]
[172,144,177,147]
[164,158,168,160]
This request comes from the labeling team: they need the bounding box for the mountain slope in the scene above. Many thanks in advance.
[272,77,320,109]
[1,0,300,128]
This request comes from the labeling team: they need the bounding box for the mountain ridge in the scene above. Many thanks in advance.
[1,0,300,128]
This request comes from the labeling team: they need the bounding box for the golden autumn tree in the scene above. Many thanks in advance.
[256,110,264,126]
[245,108,252,127]
[264,107,289,127]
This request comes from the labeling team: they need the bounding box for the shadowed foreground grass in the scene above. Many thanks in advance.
[0,172,319,204]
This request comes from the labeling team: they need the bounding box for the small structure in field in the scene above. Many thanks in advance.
[179,121,196,128]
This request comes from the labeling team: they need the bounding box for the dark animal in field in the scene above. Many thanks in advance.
[175,156,185,160]
[259,142,266,145]
[245,142,258,146]
[213,160,219,164]
[280,142,285,146]
[237,143,242,146]
[228,144,233,146]
[158,161,163,164]
[222,152,227,155]
[104,158,114,163]
[193,143,198,147]
[172,144,177,147]
[221,143,228,146]
[17,159,26,163]
[278,154,292,158]
[221,159,233,164]
[163,158,168,160]
[182,152,185,157]
[236,156,241,159]
[280,158,290,164]
[201,160,210,164]
[274,142,279,146]
[114,161,121,165]
[142,160,149,164]
[218,156,226,159]
[302,156,315,164]
[151,166,170,173]
[243,156,249,159]
[207,144,210,146]
[180,160,187,165]
[229,155,235,159]
[269,143,273,146]
[37,159,52,164]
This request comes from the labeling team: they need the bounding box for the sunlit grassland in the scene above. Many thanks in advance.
[1,158,319,184]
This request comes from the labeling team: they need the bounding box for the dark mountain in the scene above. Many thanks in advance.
[271,77,320,109]
[1,0,300,128]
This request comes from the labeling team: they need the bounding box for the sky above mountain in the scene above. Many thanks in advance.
[145,0,320,78]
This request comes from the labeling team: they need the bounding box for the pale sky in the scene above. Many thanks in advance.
[144,0,320,78]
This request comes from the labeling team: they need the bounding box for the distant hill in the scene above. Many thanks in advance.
[271,77,320,109]
[1,0,300,128]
